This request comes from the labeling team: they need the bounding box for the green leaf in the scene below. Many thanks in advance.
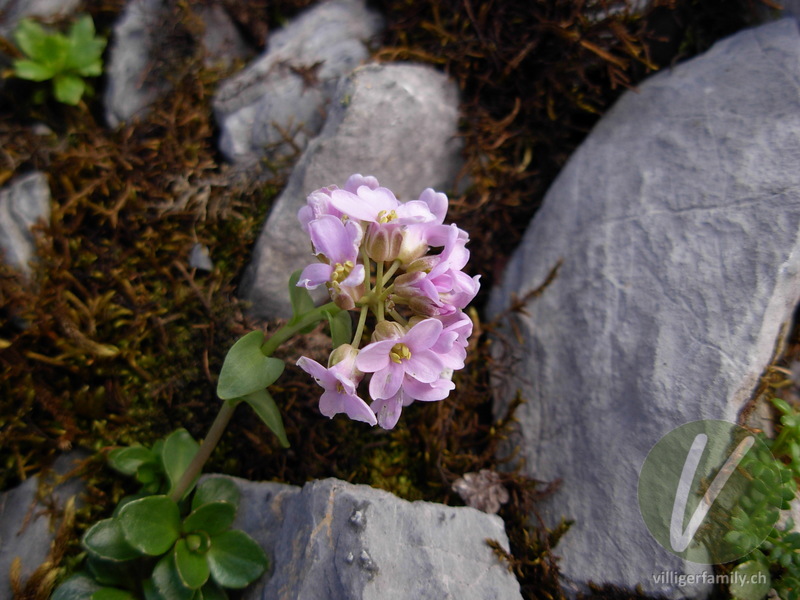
[13,59,55,81]
[118,496,181,556]
[216,331,285,400]
[65,15,106,72]
[53,73,85,105]
[195,581,228,600]
[108,445,156,476]
[729,560,771,600]
[183,502,236,537]
[13,19,50,60]
[152,553,194,600]
[92,589,138,600]
[239,388,289,448]
[325,308,352,349]
[193,477,240,511]
[52,573,103,600]
[288,269,315,323]
[174,538,211,590]
[161,429,200,499]
[83,518,140,562]
[206,530,268,589]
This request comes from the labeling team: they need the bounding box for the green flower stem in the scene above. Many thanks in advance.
[382,260,402,286]
[374,261,385,322]
[352,305,369,347]
[260,302,339,357]
[169,399,236,503]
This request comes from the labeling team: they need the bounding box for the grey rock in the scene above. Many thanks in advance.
[0,171,51,277]
[240,62,463,319]
[0,0,81,36]
[213,0,383,166]
[0,454,86,597]
[188,242,213,271]
[487,18,800,598]
[105,0,249,127]
[214,476,521,600]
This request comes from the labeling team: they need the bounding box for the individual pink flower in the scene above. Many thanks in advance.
[297,215,364,291]
[297,345,377,426]
[297,187,344,233]
[356,318,453,403]
[370,377,453,429]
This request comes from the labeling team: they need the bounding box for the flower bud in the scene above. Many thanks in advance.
[328,343,359,369]
[364,223,403,262]
[371,320,406,342]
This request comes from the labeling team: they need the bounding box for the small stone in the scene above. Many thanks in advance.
[0,172,51,277]
[213,0,384,167]
[188,243,213,271]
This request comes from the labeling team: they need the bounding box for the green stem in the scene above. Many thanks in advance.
[260,301,339,356]
[169,400,236,503]
[352,305,369,347]
[382,259,402,285]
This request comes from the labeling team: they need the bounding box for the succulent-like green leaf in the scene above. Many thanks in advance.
[54,73,85,105]
[206,530,268,589]
[729,560,771,600]
[174,538,211,590]
[65,15,106,72]
[13,59,55,81]
[239,388,289,448]
[161,428,200,499]
[192,477,240,511]
[108,445,156,476]
[118,496,181,556]
[216,330,285,400]
[183,502,236,537]
[83,518,140,562]
[195,580,229,600]
[51,573,103,600]
[152,553,194,600]
[13,19,49,61]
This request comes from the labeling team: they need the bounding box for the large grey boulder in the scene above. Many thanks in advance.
[487,18,800,598]
[213,0,383,167]
[105,0,249,128]
[224,477,521,600]
[0,0,81,36]
[240,62,463,319]
[0,454,85,597]
[0,171,51,277]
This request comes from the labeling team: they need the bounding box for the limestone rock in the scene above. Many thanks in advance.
[104,0,249,127]
[221,477,522,600]
[240,62,463,319]
[213,0,384,167]
[0,0,81,36]
[0,454,86,597]
[0,171,51,277]
[487,18,800,598]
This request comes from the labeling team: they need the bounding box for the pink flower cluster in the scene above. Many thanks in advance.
[295,174,479,429]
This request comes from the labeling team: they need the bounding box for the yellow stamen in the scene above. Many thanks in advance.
[377,210,398,224]
[330,261,354,283]
[389,343,411,364]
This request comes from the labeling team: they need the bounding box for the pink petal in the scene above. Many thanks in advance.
[297,356,335,387]
[297,263,333,289]
[330,189,377,221]
[402,377,454,402]
[403,350,443,383]
[372,394,403,429]
[369,363,404,400]
[308,215,359,262]
[404,318,443,351]
[418,188,448,223]
[355,340,394,372]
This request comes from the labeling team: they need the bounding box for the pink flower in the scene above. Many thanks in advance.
[297,346,376,426]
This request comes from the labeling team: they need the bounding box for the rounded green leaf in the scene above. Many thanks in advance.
[161,428,200,498]
[196,580,228,600]
[174,538,210,590]
[92,589,138,600]
[152,553,194,600]
[108,445,156,476]
[325,308,352,349]
[13,59,55,81]
[193,477,240,511]
[217,330,285,400]
[729,560,771,600]
[54,73,85,105]
[183,502,236,537]
[83,518,140,562]
[288,270,315,321]
[13,19,49,60]
[240,388,289,448]
[207,530,268,589]
[118,496,181,556]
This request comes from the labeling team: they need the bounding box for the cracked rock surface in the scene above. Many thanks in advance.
[488,17,800,599]
[225,477,522,600]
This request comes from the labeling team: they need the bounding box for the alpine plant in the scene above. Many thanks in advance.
[296,174,480,429]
